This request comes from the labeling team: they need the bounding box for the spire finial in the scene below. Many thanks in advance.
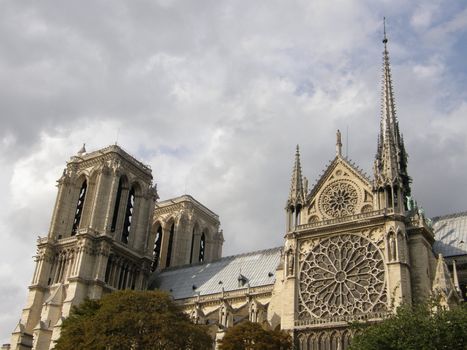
[336,129,342,156]
[77,143,86,156]
[383,17,388,44]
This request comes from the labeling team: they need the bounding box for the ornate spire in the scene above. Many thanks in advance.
[288,145,305,208]
[432,254,457,298]
[374,19,411,200]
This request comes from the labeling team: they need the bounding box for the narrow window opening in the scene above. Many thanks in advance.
[72,180,87,235]
[151,226,163,271]
[387,186,393,207]
[105,256,112,283]
[165,223,175,267]
[393,186,399,208]
[111,178,123,233]
[189,227,195,264]
[199,232,206,262]
[121,187,135,244]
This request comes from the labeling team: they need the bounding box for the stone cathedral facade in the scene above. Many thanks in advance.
[8,35,462,350]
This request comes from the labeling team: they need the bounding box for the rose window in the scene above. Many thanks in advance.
[320,181,359,218]
[298,234,386,319]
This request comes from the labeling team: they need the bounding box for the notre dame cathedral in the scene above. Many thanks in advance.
[7,32,464,350]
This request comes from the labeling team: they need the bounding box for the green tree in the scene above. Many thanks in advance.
[218,321,292,350]
[55,290,212,350]
[350,303,467,350]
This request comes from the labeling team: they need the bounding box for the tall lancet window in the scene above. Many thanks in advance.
[151,226,163,271]
[111,177,124,233]
[199,232,206,262]
[121,187,135,244]
[71,180,87,235]
[189,227,196,264]
[165,223,175,267]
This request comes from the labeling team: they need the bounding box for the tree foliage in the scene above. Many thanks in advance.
[54,290,212,350]
[349,302,467,350]
[218,321,292,350]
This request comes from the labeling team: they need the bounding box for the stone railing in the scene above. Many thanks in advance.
[296,208,395,231]
[179,284,274,305]
[294,311,390,327]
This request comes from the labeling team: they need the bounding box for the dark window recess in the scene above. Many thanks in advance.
[151,226,163,271]
[199,232,206,262]
[165,223,175,267]
[189,228,195,264]
[121,187,135,244]
[111,178,124,232]
[71,181,87,235]
[104,256,112,283]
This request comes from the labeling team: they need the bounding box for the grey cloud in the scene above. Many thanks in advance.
[1,0,467,343]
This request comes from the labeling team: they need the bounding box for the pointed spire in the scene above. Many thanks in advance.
[288,145,305,208]
[336,129,343,157]
[432,254,455,296]
[374,19,411,200]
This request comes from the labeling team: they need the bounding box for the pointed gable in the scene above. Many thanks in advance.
[304,156,373,223]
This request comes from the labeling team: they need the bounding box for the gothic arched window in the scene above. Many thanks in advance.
[111,177,124,233]
[151,226,163,271]
[165,223,175,267]
[121,187,135,244]
[71,180,87,235]
[199,232,206,262]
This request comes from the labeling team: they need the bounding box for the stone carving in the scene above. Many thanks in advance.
[287,249,295,276]
[319,181,359,218]
[299,234,386,319]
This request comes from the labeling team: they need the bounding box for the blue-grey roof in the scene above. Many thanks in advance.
[433,211,467,258]
[150,247,282,300]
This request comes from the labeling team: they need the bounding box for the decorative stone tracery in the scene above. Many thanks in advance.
[299,234,386,319]
[319,181,359,218]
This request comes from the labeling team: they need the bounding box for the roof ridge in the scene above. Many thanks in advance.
[158,246,282,272]
[432,210,467,222]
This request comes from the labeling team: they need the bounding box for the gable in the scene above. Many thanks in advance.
[304,157,374,223]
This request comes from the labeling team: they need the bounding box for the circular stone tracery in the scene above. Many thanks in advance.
[319,181,359,218]
[299,234,386,319]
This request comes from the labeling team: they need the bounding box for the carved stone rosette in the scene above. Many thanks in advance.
[298,234,387,320]
[319,180,360,218]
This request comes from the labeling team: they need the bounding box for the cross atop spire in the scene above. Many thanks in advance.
[287,145,305,208]
[383,17,388,44]
[374,19,411,207]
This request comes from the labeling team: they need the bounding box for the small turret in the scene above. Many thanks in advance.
[286,145,305,231]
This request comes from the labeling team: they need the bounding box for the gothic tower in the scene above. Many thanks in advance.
[274,26,438,350]
[10,145,157,350]
[151,195,224,271]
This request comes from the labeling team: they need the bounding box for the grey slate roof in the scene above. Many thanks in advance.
[150,247,282,300]
[433,211,467,258]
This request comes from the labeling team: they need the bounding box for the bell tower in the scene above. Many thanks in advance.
[10,145,157,350]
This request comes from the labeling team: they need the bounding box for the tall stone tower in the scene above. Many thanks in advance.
[10,145,157,350]
[151,195,223,271]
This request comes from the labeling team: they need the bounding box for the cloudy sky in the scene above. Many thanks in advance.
[1,0,466,342]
